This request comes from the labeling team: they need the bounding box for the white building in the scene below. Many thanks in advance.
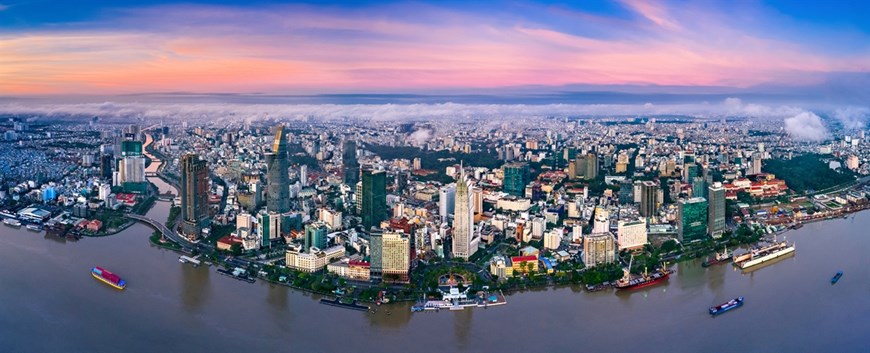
[544,228,563,250]
[439,184,456,221]
[318,208,343,230]
[592,206,610,233]
[285,245,345,273]
[617,219,648,251]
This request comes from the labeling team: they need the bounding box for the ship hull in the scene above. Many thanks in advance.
[710,297,744,316]
[615,273,670,290]
[737,246,795,269]
[702,256,732,267]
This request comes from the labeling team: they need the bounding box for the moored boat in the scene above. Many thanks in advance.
[26,224,43,232]
[91,267,126,290]
[615,256,673,290]
[702,246,732,267]
[3,218,22,227]
[831,271,843,284]
[709,296,744,316]
[734,237,795,270]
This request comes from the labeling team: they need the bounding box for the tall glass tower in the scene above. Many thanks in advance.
[266,125,290,213]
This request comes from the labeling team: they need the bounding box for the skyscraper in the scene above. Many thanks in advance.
[678,197,708,242]
[360,168,386,231]
[439,184,456,221]
[584,153,598,180]
[299,165,308,187]
[708,182,726,238]
[502,162,530,197]
[639,180,659,218]
[452,170,477,260]
[266,125,290,213]
[180,153,209,241]
[343,139,359,185]
[380,231,411,283]
[304,222,328,253]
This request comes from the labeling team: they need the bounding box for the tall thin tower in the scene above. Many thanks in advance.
[452,167,475,260]
[180,153,209,241]
[266,125,290,213]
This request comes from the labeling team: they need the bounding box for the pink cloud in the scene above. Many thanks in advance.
[1,3,869,95]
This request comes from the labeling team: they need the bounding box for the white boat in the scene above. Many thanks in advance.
[735,237,795,269]
[3,218,22,227]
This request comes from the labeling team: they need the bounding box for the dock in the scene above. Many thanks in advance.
[179,255,201,266]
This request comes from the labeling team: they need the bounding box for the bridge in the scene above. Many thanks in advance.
[127,214,190,246]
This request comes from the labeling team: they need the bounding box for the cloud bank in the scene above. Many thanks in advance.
[784,112,829,141]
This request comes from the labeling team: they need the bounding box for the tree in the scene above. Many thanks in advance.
[230,243,242,256]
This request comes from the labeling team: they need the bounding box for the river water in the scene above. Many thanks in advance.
[0,177,867,352]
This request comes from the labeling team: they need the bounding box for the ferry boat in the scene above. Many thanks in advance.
[91,267,127,290]
[26,224,43,232]
[702,246,732,267]
[3,218,22,227]
[709,296,744,316]
[734,237,795,270]
[615,256,673,290]
[831,271,843,284]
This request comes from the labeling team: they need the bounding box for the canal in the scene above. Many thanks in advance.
[0,177,867,352]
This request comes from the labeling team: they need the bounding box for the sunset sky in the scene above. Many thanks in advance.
[2,0,869,96]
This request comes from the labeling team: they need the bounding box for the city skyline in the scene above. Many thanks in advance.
[1,1,869,99]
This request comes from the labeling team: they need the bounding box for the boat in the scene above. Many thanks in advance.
[702,246,732,267]
[91,267,126,290]
[709,297,744,316]
[615,256,673,290]
[319,297,370,311]
[734,237,795,270]
[831,271,843,284]
[217,267,256,283]
[3,218,22,227]
[26,224,43,232]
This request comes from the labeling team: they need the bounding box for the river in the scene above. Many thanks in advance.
[0,176,867,352]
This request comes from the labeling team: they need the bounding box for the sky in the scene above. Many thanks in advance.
[1,0,869,99]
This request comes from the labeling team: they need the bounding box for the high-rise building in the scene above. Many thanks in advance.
[258,211,282,248]
[439,184,456,221]
[592,206,609,233]
[180,153,209,241]
[369,228,383,281]
[683,163,697,183]
[678,197,708,242]
[750,152,763,175]
[639,180,659,218]
[100,154,114,180]
[452,170,477,260]
[299,165,308,187]
[617,219,647,250]
[380,231,411,283]
[120,140,142,157]
[584,153,598,180]
[502,162,530,197]
[708,182,726,238]
[117,155,146,193]
[583,232,616,268]
[342,140,359,185]
[692,176,707,198]
[360,168,386,231]
[266,125,291,213]
[304,222,328,253]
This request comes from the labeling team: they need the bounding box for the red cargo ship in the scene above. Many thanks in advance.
[614,256,673,290]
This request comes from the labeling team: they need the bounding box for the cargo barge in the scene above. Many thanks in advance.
[91,267,126,290]
[709,296,744,316]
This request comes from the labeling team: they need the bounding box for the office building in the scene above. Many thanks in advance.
[180,153,209,241]
[343,140,359,185]
[452,170,478,260]
[304,222,328,253]
[299,165,308,187]
[380,231,411,283]
[639,180,659,218]
[439,184,456,221]
[266,125,291,213]
[502,162,530,197]
[592,206,609,233]
[360,168,387,231]
[584,153,598,180]
[678,197,708,242]
[617,219,647,251]
[258,211,282,248]
[708,182,726,238]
